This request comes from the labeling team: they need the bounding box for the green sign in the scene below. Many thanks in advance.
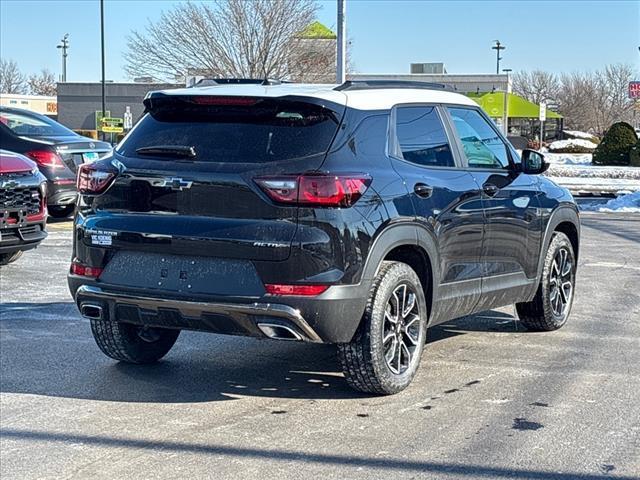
[95,110,111,131]
[101,117,124,133]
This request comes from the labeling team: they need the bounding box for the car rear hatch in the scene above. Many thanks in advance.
[85,93,344,263]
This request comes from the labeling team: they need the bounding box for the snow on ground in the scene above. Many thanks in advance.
[541,153,640,196]
[579,191,640,213]
[547,139,598,152]
[543,152,593,165]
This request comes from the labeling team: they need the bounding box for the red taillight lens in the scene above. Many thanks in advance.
[70,261,103,278]
[77,162,117,195]
[255,174,371,208]
[25,150,65,169]
[264,284,329,296]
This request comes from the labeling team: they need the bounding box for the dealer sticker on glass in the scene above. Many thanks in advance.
[91,234,113,246]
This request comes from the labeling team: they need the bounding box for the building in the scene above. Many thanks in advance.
[57,82,177,131]
[0,94,58,117]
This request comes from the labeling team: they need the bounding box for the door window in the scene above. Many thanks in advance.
[394,106,454,167]
[447,108,510,169]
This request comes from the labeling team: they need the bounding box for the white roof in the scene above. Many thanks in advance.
[152,83,477,111]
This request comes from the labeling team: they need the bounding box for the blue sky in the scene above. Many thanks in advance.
[1,0,638,82]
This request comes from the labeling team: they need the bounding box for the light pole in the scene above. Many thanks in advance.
[56,34,69,82]
[336,0,346,84]
[502,68,512,135]
[492,40,505,75]
[100,0,106,140]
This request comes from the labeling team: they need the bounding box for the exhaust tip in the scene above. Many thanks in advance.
[80,303,103,320]
[257,323,303,341]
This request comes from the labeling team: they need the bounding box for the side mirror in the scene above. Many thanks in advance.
[520,149,549,175]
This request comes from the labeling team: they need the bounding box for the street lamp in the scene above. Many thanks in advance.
[56,34,69,82]
[502,68,512,135]
[492,40,505,75]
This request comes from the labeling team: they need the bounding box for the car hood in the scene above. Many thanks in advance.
[0,149,37,173]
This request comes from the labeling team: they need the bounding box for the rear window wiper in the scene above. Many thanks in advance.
[135,145,196,158]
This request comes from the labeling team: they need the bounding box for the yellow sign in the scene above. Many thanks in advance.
[100,117,124,133]
[46,102,57,114]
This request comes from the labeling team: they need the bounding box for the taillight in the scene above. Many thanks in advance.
[264,284,329,296]
[255,174,371,208]
[70,260,103,278]
[77,161,118,195]
[25,150,65,169]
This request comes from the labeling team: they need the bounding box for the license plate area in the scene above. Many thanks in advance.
[99,251,265,297]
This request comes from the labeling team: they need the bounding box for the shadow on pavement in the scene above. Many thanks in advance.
[1,302,522,404]
[0,428,633,480]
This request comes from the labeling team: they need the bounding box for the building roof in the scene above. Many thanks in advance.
[150,83,478,111]
[298,21,337,39]
[469,92,562,119]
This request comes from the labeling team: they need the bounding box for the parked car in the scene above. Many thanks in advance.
[0,107,111,218]
[0,150,48,265]
[68,80,580,394]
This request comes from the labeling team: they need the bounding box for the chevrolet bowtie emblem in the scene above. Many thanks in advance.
[159,177,193,190]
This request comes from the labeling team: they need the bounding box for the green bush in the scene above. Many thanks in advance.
[550,145,595,154]
[630,139,640,167]
[592,122,638,166]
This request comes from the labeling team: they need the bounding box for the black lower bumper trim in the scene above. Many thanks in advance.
[75,285,322,342]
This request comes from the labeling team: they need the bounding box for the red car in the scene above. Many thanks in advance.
[0,150,48,265]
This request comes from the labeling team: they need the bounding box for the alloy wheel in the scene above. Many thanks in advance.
[382,283,421,375]
[549,247,573,317]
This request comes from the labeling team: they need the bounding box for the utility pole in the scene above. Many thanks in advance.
[336,0,346,84]
[56,34,69,82]
[100,0,106,140]
[502,68,512,135]
[492,40,505,75]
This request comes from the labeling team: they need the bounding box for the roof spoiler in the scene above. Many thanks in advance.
[190,78,291,88]
[334,80,453,92]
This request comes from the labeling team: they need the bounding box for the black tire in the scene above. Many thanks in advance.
[337,261,428,395]
[90,318,180,364]
[516,232,576,331]
[48,204,75,218]
[0,251,23,266]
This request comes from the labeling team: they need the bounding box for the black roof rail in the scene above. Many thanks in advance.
[191,78,290,88]
[334,80,452,92]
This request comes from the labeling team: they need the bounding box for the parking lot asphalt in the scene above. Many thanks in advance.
[1,213,639,480]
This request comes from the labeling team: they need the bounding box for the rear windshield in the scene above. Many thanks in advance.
[116,97,341,163]
[0,110,76,137]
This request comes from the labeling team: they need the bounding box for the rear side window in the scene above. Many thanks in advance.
[394,106,454,167]
[447,107,510,169]
[116,97,341,163]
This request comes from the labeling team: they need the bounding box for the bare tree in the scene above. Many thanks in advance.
[512,70,560,105]
[0,59,26,94]
[514,64,638,134]
[125,0,323,82]
[28,69,57,96]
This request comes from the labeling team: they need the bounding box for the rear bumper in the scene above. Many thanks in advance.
[47,181,77,206]
[70,279,369,343]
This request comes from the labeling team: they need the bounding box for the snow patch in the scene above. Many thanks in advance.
[580,191,640,213]
[548,139,598,152]
[544,153,593,165]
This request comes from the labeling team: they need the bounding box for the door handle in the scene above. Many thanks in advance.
[482,183,499,197]
[414,183,433,198]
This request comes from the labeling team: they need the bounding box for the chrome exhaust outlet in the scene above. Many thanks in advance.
[257,323,303,341]
[80,303,103,320]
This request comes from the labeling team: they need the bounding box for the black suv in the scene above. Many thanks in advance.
[68,81,580,394]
